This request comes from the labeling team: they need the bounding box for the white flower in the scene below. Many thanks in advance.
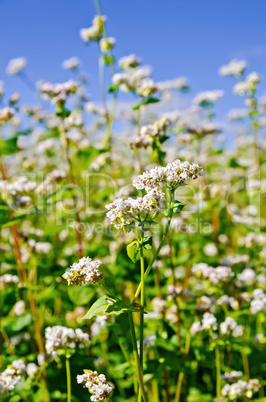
[236,268,256,287]
[26,363,39,378]
[6,57,27,75]
[105,188,165,229]
[133,159,204,192]
[0,107,15,125]
[62,57,81,70]
[13,300,25,316]
[80,15,106,43]
[193,90,224,106]
[219,59,247,77]
[119,54,141,70]
[201,312,217,330]
[0,274,19,289]
[203,243,217,257]
[77,369,113,401]
[99,37,116,52]
[45,326,90,355]
[220,317,243,337]
[0,359,26,394]
[63,256,103,285]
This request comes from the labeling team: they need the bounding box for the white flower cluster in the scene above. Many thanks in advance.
[222,371,243,384]
[39,80,78,105]
[187,121,221,135]
[219,59,247,77]
[233,72,261,96]
[236,268,256,287]
[63,256,103,285]
[193,90,224,106]
[62,57,81,70]
[250,289,266,314]
[220,317,243,337]
[0,107,15,125]
[0,176,37,199]
[36,169,66,193]
[222,379,260,400]
[28,240,52,254]
[13,300,25,316]
[112,65,157,97]
[157,77,189,92]
[45,326,90,356]
[99,37,116,52]
[0,274,19,288]
[6,57,27,75]
[196,296,215,312]
[119,54,141,70]
[191,263,234,284]
[77,370,113,401]
[131,117,170,149]
[26,363,39,378]
[190,313,217,334]
[80,15,106,43]
[0,359,26,395]
[133,159,204,192]
[105,188,165,229]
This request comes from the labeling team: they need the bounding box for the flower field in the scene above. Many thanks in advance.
[0,2,266,401]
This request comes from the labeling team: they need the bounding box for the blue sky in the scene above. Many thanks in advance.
[1,0,266,116]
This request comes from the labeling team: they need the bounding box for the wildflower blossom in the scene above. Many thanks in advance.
[105,188,165,228]
[26,363,39,378]
[99,37,116,52]
[222,371,243,383]
[39,80,78,104]
[133,159,204,192]
[219,59,247,77]
[62,257,103,285]
[157,77,189,91]
[220,317,243,337]
[0,107,15,125]
[190,313,217,334]
[6,57,27,75]
[0,274,19,288]
[62,57,81,70]
[119,54,141,70]
[77,370,113,401]
[80,15,106,43]
[222,379,260,400]
[131,117,169,149]
[13,300,25,316]
[193,90,224,107]
[45,325,89,356]
[250,289,266,314]
[0,359,26,395]
[192,263,233,284]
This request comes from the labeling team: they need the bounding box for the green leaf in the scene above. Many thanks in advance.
[0,214,28,228]
[0,136,18,156]
[173,201,186,214]
[143,236,153,250]
[127,240,139,262]
[108,83,120,93]
[132,96,160,111]
[77,146,109,168]
[83,295,139,319]
[67,286,94,305]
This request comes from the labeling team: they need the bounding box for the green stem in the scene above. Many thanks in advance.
[66,356,71,402]
[132,190,175,304]
[215,345,221,400]
[138,239,145,402]
[174,333,191,402]
[128,311,148,402]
